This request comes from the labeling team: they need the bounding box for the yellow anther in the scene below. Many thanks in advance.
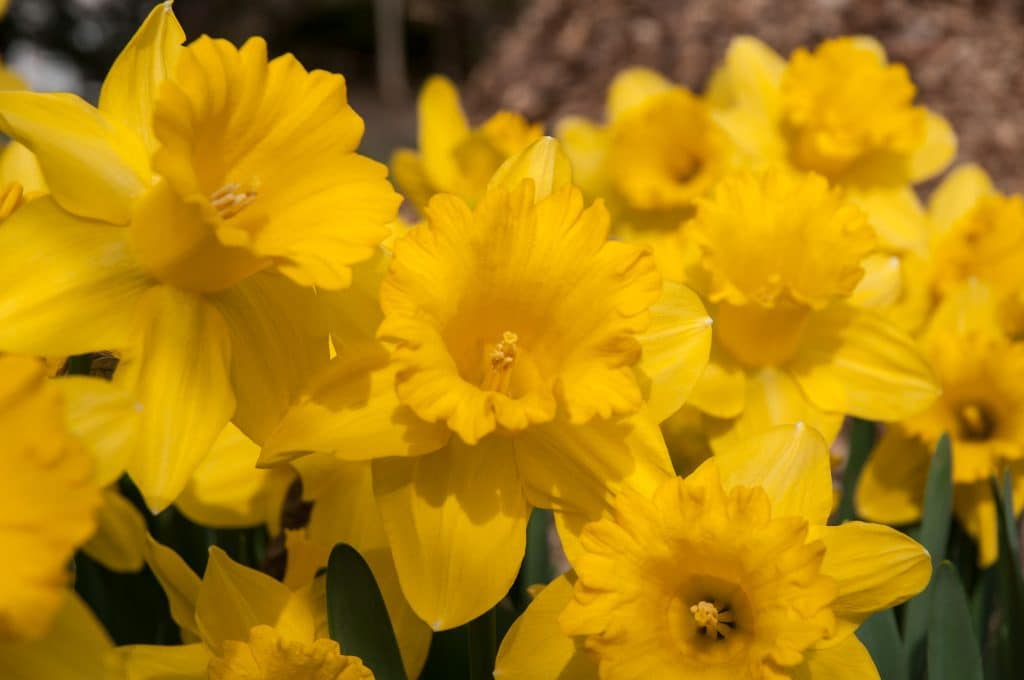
[958,403,993,441]
[482,331,519,393]
[210,179,260,220]
[690,600,734,639]
[0,181,24,221]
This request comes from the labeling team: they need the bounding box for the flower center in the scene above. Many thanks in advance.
[957,403,995,441]
[690,600,735,640]
[210,179,260,220]
[482,331,519,394]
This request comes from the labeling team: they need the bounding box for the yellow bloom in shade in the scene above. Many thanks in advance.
[391,75,542,210]
[858,282,1024,565]
[260,138,713,630]
[707,36,955,252]
[557,67,734,235]
[209,626,372,680]
[668,168,937,451]
[0,3,400,510]
[0,356,100,641]
[495,425,932,680]
[121,541,372,680]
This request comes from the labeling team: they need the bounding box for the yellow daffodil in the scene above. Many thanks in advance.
[0,355,101,641]
[121,540,371,679]
[557,67,735,236]
[858,282,1024,565]
[660,168,937,450]
[707,36,955,253]
[391,75,542,210]
[259,138,713,630]
[495,424,931,680]
[0,3,400,510]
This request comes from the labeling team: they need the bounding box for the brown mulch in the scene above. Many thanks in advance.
[463,0,1024,194]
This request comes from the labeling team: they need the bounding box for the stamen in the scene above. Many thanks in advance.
[690,600,734,639]
[958,403,994,441]
[482,331,518,394]
[210,178,260,220]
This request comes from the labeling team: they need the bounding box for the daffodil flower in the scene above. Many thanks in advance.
[707,36,955,253]
[119,540,371,680]
[495,424,932,680]
[557,67,735,236]
[391,75,543,211]
[259,138,713,630]
[0,3,401,510]
[858,282,1024,566]
[662,168,939,451]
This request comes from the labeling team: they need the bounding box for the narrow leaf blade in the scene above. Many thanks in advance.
[326,543,407,680]
[927,562,984,680]
[856,608,907,680]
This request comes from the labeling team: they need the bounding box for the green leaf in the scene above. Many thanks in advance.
[836,418,876,522]
[326,543,407,680]
[902,434,953,678]
[927,562,984,680]
[856,608,907,680]
[991,473,1024,678]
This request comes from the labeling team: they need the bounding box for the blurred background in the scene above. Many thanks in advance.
[2,0,1023,191]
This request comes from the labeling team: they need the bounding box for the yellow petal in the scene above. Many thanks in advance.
[418,75,470,191]
[686,347,746,419]
[494,574,595,680]
[82,488,147,573]
[555,116,610,200]
[143,536,201,638]
[390,147,435,212]
[196,547,312,653]
[849,253,902,310]
[259,342,449,466]
[116,285,235,512]
[795,633,880,680]
[707,366,844,453]
[789,305,940,422]
[324,245,390,352]
[487,136,573,203]
[0,91,148,223]
[845,185,928,253]
[705,36,785,113]
[815,521,931,644]
[855,425,930,525]
[950,473,1024,569]
[0,198,150,356]
[300,461,432,678]
[98,1,184,154]
[0,594,118,680]
[211,272,330,444]
[373,435,530,630]
[57,376,141,486]
[908,111,957,183]
[119,642,210,680]
[0,141,46,195]
[515,412,673,528]
[606,67,674,121]
[635,281,713,423]
[714,423,834,525]
[927,162,994,235]
[176,423,295,534]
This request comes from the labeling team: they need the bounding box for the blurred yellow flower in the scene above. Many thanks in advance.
[260,138,712,630]
[858,282,1024,565]
[0,355,101,642]
[0,3,399,510]
[495,425,931,679]
[668,168,938,450]
[558,67,734,235]
[391,75,542,210]
[707,36,955,253]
